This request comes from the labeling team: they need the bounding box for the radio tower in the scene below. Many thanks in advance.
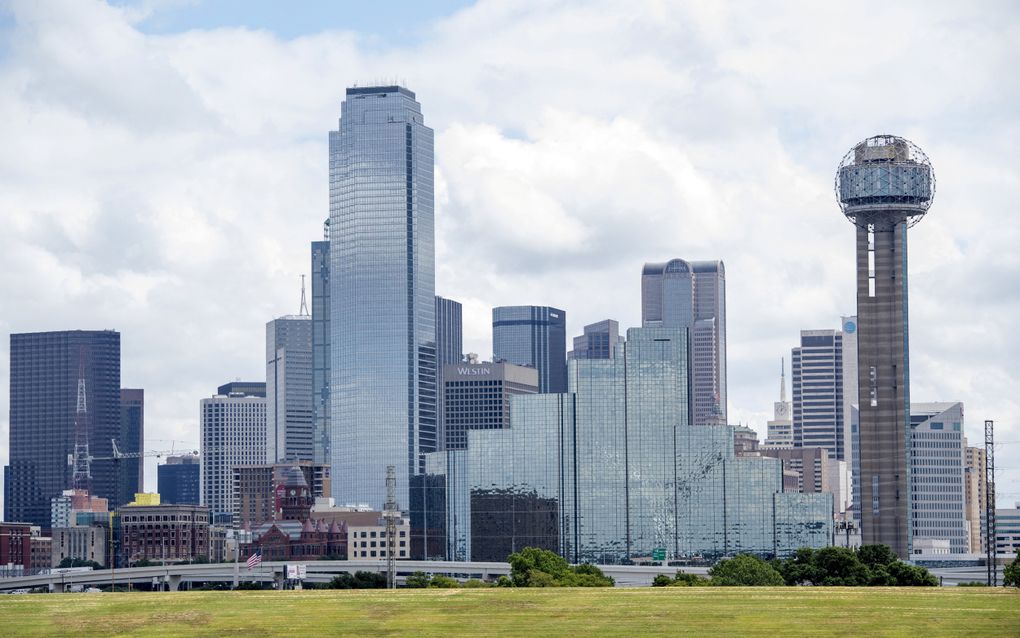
[835,135,934,559]
[71,346,92,492]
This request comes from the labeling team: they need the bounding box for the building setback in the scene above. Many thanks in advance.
[200,385,267,522]
[568,319,621,360]
[416,327,830,564]
[492,305,567,393]
[641,259,727,425]
[266,315,313,462]
[330,85,437,510]
[158,455,200,506]
[4,330,123,530]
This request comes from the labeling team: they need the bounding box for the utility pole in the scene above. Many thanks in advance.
[985,420,996,587]
[383,465,399,589]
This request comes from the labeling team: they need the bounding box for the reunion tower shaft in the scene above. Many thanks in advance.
[836,136,934,559]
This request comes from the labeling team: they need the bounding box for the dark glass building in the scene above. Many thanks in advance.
[118,388,144,505]
[216,381,266,398]
[492,306,566,393]
[4,330,122,530]
[157,455,200,505]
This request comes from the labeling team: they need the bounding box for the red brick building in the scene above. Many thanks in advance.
[118,504,210,564]
[0,523,32,574]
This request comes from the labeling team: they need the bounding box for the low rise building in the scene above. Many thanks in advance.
[52,526,107,568]
[30,535,52,571]
[0,523,32,576]
[118,499,210,564]
[233,462,331,529]
[996,503,1020,557]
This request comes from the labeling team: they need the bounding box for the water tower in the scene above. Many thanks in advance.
[835,135,934,558]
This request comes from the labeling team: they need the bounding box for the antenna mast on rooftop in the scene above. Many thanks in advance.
[71,346,92,492]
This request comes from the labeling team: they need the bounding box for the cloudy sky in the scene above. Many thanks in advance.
[0,0,1017,506]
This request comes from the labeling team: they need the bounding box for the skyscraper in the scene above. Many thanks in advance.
[200,384,267,521]
[311,226,331,465]
[791,329,846,460]
[568,319,620,360]
[492,306,566,393]
[836,135,934,558]
[266,314,313,462]
[909,402,968,554]
[441,361,538,450]
[435,296,463,450]
[763,360,793,448]
[4,330,122,530]
[157,455,200,505]
[330,85,436,509]
[118,388,144,506]
[641,259,727,425]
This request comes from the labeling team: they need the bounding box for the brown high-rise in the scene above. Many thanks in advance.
[836,135,934,558]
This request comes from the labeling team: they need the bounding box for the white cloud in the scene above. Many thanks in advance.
[0,0,1018,504]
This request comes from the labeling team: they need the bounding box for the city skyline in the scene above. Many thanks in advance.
[0,1,1016,508]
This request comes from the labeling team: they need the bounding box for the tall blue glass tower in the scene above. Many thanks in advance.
[329,86,436,509]
[492,306,567,394]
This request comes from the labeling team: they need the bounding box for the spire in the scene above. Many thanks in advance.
[299,275,309,316]
[780,357,787,403]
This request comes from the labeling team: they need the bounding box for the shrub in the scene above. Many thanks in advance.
[672,572,709,587]
[1004,548,1020,588]
[652,574,673,587]
[430,575,461,588]
[405,572,431,588]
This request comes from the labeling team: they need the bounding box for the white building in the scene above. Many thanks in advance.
[200,388,267,522]
[909,402,969,555]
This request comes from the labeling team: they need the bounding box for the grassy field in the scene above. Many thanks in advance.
[0,587,1018,637]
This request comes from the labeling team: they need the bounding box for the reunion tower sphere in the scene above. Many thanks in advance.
[835,134,935,229]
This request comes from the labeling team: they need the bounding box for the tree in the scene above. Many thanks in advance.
[1004,549,1020,588]
[508,547,570,586]
[58,557,103,570]
[709,555,785,586]
[131,558,155,568]
[671,572,709,587]
[652,574,673,587]
[886,561,938,586]
[405,572,431,588]
[857,544,897,569]
[812,547,871,586]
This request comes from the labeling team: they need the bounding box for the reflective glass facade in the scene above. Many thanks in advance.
[266,316,313,462]
[417,327,830,563]
[435,296,463,450]
[329,86,436,509]
[311,239,331,465]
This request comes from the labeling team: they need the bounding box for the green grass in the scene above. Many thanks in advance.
[0,588,1018,637]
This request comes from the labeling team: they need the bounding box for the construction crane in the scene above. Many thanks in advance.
[68,439,197,467]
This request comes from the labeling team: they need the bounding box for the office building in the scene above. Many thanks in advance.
[200,385,267,522]
[233,462,331,529]
[764,360,794,448]
[118,389,144,507]
[837,135,934,558]
[760,447,850,514]
[436,296,464,450]
[641,259,727,425]
[568,319,620,360]
[995,503,1020,556]
[157,455,200,506]
[964,446,987,553]
[52,526,107,568]
[441,361,538,451]
[330,85,437,510]
[216,381,266,398]
[0,523,32,574]
[5,330,123,530]
[909,402,969,554]
[50,489,108,529]
[266,314,313,462]
[417,327,830,563]
[311,233,331,465]
[492,305,566,393]
[791,329,846,460]
[118,500,210,564]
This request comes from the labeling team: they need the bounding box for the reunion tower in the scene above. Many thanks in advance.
[835,135,934,558]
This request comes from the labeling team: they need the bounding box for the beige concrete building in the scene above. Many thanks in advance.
[964,445,987,553]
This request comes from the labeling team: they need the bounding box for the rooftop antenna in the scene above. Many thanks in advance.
[299,275,309,316]
[71,346,91,492]
[780,358,787,403]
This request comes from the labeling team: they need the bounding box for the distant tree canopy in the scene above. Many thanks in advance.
[774,545,937,587]
[327,571,387,589]
[58,557,103,570]
[507,547,614,587]
[1004,549,1020,588]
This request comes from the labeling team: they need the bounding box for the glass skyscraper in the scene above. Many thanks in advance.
[329,85,436,509]
[266,315,313,462]
[311,235,330,465]
[417,327,831,563]
[435,296,463,450]
[641,259,727,425]
[492,306,566,393]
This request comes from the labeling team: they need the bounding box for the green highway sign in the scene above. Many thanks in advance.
[651,548,666,561]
